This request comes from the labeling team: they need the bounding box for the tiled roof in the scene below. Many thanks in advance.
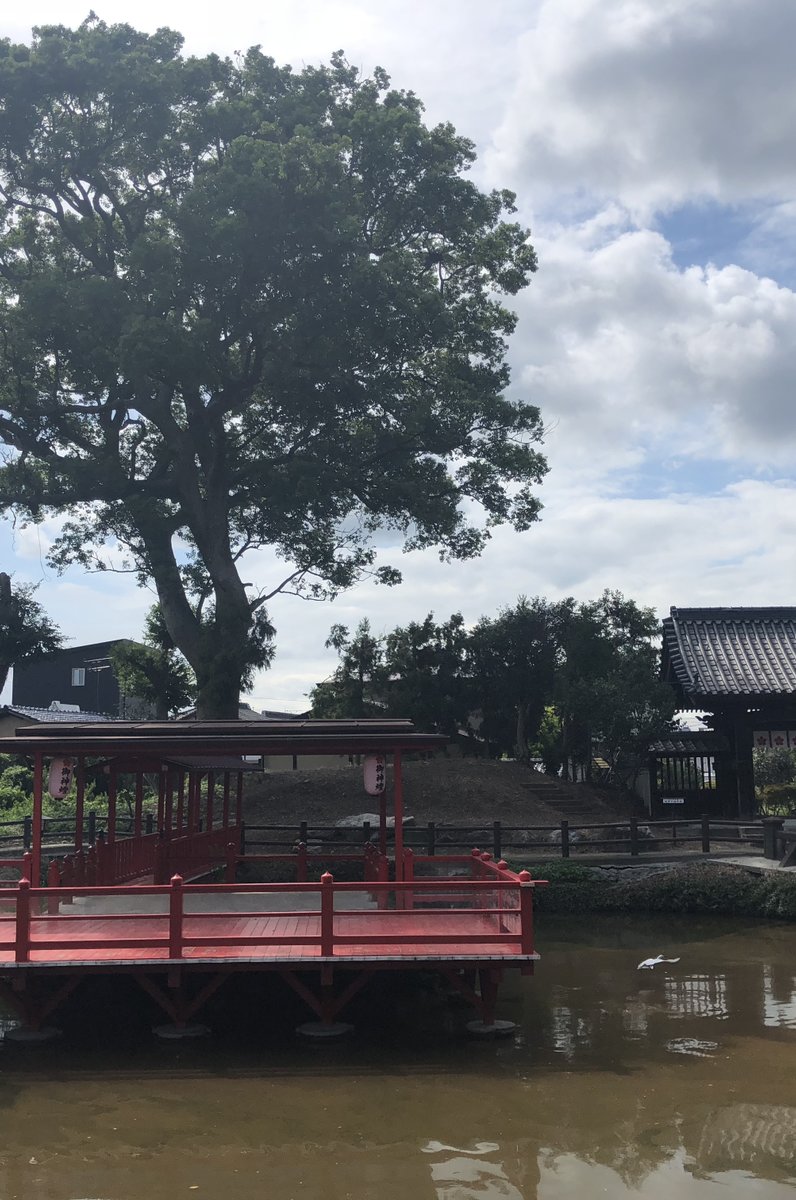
[649,732,729,755]
[662,607,796,700]
[0,705,116,723]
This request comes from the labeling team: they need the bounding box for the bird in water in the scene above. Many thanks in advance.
[637,954,680,970]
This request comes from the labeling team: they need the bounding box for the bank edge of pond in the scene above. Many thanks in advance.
[520,860,796,920]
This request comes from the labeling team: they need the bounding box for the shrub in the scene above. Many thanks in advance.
[756,784,796,816]
[524,860,796,921]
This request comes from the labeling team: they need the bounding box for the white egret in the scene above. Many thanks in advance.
[637,955,680,970]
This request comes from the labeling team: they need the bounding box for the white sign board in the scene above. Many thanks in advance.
[661,797,685,805]
[48,757,74,799]
[363,754,386,796]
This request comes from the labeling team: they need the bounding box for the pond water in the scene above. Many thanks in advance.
[0,913,795,1199]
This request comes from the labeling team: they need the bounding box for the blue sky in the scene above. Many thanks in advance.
[2,0,796,710]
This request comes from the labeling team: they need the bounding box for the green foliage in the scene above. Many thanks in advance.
[310,589,677,775]
[527,861,796,921]
[754,747,796,788]
[0,571,63,694]
[756,784,796,816]
[110,604,196,719]
[554,590,677,781]
[0,19,545,717]
[310,620,386,718]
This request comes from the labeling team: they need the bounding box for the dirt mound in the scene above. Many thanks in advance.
[242,756,630,829]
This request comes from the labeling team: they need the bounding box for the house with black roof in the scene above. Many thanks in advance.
[11,639,154,720]
[660,607,796,817]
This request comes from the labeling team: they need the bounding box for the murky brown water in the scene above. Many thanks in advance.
[1,913,795,1199]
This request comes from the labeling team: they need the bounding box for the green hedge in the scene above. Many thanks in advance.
[525,860,796,920]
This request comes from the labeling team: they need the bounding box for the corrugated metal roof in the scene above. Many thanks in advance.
[662,607,796,699]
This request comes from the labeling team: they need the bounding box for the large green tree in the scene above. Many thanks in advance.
[0,572,63,694]
[0,19,546,717]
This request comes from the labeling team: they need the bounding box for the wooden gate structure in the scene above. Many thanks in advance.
[0,719,544,1037]
[662,607,796,818]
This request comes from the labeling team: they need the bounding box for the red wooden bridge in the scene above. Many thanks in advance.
[0,720,545,1035]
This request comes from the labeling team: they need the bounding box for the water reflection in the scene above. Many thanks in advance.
[690,1104,796,1180]
[422,1141,525,1200]
[0,915,794,1199]
[664,973,729,1019]
[763,964,796,1029]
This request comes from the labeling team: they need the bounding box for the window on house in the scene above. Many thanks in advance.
[71,667,86,687]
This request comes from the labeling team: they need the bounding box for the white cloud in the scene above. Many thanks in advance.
[508,208,796,472]
[488,0,796,216]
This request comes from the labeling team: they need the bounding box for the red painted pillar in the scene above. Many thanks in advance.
[32,751,43,886]
[518,871,534,956]
[75,756,86,852]
[169,874,184,959]
[393,750,404,883]
[320,872,334,957]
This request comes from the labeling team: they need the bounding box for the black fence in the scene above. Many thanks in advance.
[0,813,766,863]
[239,816,764,861]
[0,812,155,852]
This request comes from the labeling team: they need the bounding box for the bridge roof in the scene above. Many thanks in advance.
[0,718,448,759]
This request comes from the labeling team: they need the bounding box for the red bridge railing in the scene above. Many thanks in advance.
[0,865,545,965]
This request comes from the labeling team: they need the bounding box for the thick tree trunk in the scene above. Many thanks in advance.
[135,510,254,720]
[194,668,242,720]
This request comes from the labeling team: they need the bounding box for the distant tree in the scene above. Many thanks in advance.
[309,621,386,718]
[0,572,63,694]
[384,613,471,737]
[109,605,196,720]
[556,591,676,780]
[0,19,545,718]
[468,597,566,759]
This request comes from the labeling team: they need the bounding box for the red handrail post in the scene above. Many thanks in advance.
[15,878,31,963]
[518,870,534,956]
[320,871,334,957]
[225,841,237,884]
[169,874,184,958]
